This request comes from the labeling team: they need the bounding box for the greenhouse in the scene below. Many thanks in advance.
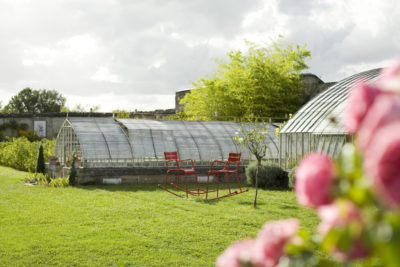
[55,118,281,168]
[279,68,381,169]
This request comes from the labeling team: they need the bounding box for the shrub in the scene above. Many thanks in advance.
[49,177,69,187]
[0,137,55,172]
[23,173,69,187]
[288,167,296,189]
[36,143,45,174]
[245,161,288,189]
[68,154,77,186]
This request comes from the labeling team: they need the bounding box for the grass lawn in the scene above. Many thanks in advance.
[0,166,321,266]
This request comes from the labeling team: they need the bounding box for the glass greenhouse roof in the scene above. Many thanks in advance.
[56,118,281,166]
[280,68,382,135]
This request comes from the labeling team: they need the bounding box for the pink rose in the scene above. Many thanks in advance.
[251,219,299,267]
[295,153,335,208]
[216,239,256,267]
[356,94,400,151]
[217,219,299,267]
[345,80,380,134]
[377,61,400,92]
[363,122,400,207]
[318,201,369,261]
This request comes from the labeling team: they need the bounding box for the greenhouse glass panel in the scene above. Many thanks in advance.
[279,68,382,169]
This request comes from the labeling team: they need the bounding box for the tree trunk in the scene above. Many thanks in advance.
[254,159,261,208]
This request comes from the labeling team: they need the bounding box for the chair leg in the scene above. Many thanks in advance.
[206,174,210,199]
[216,173,220,198]
[235,172,242,192]
[195,172,200,195]
[165,172,169,187]
[185,173,188,198]
[225,173,231,194]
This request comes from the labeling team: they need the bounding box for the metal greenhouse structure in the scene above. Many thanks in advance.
[55,118,281,168]
[279,68,381,169]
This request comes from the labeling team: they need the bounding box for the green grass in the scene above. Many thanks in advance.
[0,166,320,266]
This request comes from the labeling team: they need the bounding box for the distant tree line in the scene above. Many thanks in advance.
[1,87,100,114]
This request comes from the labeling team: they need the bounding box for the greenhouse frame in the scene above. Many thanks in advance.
[55,118,281,168]
[279,68,381,169]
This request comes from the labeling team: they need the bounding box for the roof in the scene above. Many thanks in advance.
[280,68,382,135]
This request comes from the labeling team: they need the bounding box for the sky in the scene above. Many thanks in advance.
[1,0,399,112]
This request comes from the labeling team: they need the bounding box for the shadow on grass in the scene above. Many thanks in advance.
[76,182,244,195]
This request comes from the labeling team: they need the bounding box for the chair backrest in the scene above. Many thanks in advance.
[164,152,179,169]
[227,153,241,170]
[228,153,241,163]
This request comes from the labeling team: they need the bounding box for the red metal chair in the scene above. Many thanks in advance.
[205,153,248,200]
[158,152,201,198]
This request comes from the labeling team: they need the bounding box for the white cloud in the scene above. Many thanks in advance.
[1,0,400,111]
[90,66,122,83]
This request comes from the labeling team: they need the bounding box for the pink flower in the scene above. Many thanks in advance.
[363,122,400,207]
[216,219,299,267]
[318,201,369,261]
[377,61,400,92]
[251,219,299,267]
[295,153,335,208]
[216,239,256,267]
[345,80,380,134]
[356,94,400,151]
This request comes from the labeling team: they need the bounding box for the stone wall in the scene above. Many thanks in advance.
[48,164,246,185]
[0,110,176,139]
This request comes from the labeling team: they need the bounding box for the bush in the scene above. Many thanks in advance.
[68,154,77,186]
[23,173,69,187]
[49,177,69,187]
[0,137,55,172]
[288,167,296,189]
[245,161,288,189]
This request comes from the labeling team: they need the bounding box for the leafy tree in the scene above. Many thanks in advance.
[234,122,268,208]
[4,88,66,113]
[36,142,45,175]
[181,39,311,120]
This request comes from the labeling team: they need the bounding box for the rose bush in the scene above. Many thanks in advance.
[217,61,400,266]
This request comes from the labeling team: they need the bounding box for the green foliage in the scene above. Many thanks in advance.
[0,137,55,172]
[23,172,69,187]
[246,161,288,189]
[3,88,66,113]
[112,109,131,118]
[289,167,296,189]
[0,166,320,266]
[0,120,40,141]
[68,154,77,186]
[49,177,69,187]
[36,143,45,174]
[234,122,270,208]
[181,38,311,120]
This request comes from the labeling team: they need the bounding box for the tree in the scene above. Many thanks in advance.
[36,142,46,175]
[4,88,66,113]
[234,122,268,208]
[181,38,311,120]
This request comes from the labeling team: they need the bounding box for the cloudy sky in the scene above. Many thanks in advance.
[1,0,399,111]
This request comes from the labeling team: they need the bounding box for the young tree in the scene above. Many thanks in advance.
[36,142,45,175]
[4,88,66,113]
[181,38,311,120]
[234,122,268,208]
